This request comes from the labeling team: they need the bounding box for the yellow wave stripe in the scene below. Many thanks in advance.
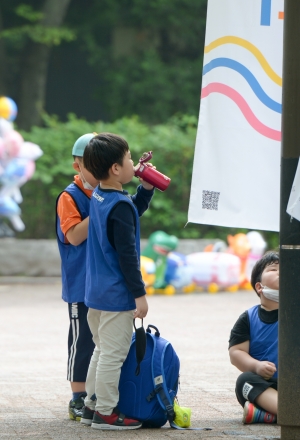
[205,36,282,87]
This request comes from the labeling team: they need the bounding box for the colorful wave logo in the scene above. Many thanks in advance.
[201,36,282,141]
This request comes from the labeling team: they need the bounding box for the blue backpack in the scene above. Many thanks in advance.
[118,323,180,428]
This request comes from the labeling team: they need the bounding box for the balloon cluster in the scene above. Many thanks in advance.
[0,97,43,234]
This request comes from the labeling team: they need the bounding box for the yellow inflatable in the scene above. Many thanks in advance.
[140,256,156,288]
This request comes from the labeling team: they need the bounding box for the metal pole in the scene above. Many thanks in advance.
[279,1,300,439]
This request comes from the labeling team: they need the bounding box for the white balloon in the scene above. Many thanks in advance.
[0,117,13,137]
[18,142,43,160]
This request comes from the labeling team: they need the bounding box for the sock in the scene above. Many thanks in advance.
[72,391,86,400]
[244,402,276,424]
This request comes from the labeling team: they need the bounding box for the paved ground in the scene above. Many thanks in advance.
[0,280,280,440]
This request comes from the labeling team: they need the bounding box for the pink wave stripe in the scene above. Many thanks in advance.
[201,82,281,141]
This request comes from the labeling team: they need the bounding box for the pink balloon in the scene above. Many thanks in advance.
[4,130,23,159]
[25,161,35,180]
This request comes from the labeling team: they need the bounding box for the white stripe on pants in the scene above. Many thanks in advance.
[67,317,79,381]
[85,308,134,415]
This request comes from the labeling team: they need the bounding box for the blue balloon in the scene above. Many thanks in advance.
[0,197,21,216]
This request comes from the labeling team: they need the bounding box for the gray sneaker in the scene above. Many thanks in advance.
[81,406,95,426]
[68,392,87,421]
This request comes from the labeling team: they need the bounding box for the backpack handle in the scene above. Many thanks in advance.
[133,318,143,331]
[146,324,160,337]
[133,319,147,376]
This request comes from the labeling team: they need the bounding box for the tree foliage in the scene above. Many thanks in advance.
[66,0,207,122]
[0,0,73,129]
[19,114,198,238]
[1,4,74,45]
[0,0,207,126]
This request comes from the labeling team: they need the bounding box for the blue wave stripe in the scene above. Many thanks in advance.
[261,0,271,26]
[203,57,282,114]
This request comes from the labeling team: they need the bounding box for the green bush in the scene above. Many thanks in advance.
[15,114,279,249]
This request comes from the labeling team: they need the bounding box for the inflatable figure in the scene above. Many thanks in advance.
[142,231,178,294]
[140,231,267,295]
[246,231,267,283]
[165,252,195,293]
[203,241,227,253]
[140,255,156,288]
[186,252,241,293]
[201,231,267,291]
[0,98,43,234]
[227,233,251,289]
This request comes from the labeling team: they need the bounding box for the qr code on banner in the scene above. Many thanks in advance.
[202,190,220,211]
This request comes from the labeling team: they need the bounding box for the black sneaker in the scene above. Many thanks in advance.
[91,408,142,430]
[68,392,87,421]
[80,406,95,426]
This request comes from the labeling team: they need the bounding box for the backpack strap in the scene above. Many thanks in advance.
[145,325,175,421]
[146,375,175,421]
[146,324,212,432]
[170,421,212,430]
[149,355,212,431]
[153,347,175,421]
[133,319,147,376]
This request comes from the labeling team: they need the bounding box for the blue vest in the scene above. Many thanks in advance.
[56,183,90,303]
[248,305,278,378]
[85,187,140,312]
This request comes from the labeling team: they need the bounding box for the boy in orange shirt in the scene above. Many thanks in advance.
[56,134,98,421]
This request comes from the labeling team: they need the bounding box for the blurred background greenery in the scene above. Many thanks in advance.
[0,0,279,248]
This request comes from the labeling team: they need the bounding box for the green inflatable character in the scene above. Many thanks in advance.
[142,231,178,291]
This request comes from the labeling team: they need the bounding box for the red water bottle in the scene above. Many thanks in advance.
[134,151,171,192]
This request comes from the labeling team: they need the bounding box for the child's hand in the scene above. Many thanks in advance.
[139,163,155,190]
[256,361,277,379]
[140,179,154,190]
[134,295,148,319]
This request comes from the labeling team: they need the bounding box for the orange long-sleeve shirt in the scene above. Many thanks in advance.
[57,174,92,242]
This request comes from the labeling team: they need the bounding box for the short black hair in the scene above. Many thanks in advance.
[251,250,279,295]
[83,133,129,180]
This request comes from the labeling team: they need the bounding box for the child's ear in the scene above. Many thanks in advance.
[73,162,80,172]
[111,163,120,176]
[255,282,262,295]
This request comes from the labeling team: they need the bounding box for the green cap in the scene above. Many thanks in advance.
[72,133,95,157]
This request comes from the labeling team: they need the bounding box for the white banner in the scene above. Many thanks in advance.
[286,158,300,222]
[188,0,283,232]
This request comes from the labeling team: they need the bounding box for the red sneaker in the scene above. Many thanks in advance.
[91,408,142,430]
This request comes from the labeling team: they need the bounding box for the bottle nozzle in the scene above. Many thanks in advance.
[139,151,153,164]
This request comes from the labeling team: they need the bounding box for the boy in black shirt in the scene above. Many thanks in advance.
[228,251,279,424]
